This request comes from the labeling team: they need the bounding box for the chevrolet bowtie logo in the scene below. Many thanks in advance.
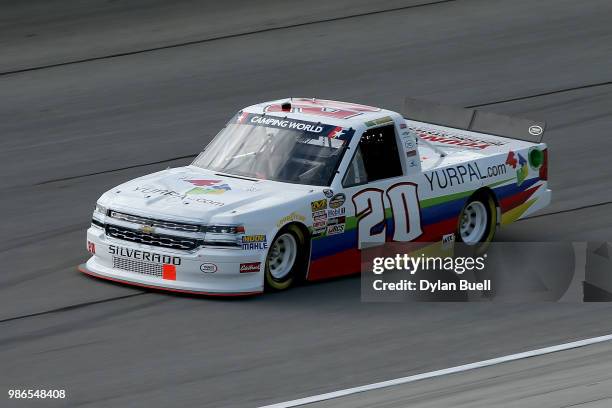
[140,225,155,234]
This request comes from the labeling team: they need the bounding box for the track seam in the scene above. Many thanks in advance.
[520,200,612,221]
[0,0,458,77]
[35,154,197,185]
[466,80,612,108]
[0,292,146,324]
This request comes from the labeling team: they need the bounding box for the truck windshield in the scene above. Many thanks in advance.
[192,114,353,186]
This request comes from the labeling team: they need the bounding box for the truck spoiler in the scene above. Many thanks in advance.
[403,97,546,143]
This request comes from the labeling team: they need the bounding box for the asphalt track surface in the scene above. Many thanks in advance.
[0,0,611,407]
[306,339,612,408]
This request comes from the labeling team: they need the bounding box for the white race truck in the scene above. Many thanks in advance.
[81,98,550,295]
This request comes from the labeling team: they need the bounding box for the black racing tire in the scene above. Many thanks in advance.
[264,224,307,291]
[456,191,497,255]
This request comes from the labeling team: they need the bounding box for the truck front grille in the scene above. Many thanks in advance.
[106,224,200,251]
[108,210,202,233]
[113,257,163,277]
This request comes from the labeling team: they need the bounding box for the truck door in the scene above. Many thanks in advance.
[342,124,423,249]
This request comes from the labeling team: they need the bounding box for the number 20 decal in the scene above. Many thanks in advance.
[352,182,422,249]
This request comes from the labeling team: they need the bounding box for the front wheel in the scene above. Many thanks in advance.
[264,225,306,291]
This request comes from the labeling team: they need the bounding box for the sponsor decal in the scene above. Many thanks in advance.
[400,123,407,129]
[241,234,268,250]
[327,224,346,235]
[200,263,217,273]
[327,126,346,139]
[264,98,380,120]
[134,186,224,207]
[277,212,306,227]
[231,112,356,141]
[312,210,327,219]
[410,126,506,150]
[313,220,327,229]
[365,116,394,127]
[87,240,96,254]
[240,262,261,273]
[442,233,455,249]
[311,199,327,212]
[505,151,518,168]
[528,125,543,136]
[327,207,345,217]
[185,179,231,195]
[516,154,528,185]
[403,139,415,149]
[528,148,544,170]
[312,226,326,237]
[329,193,345,209]
[323,189,334,198]
[506,151,528,186]
[327,216,346,225]
[424,162,507,191]
[108,244,181,265]
[313,214,327,223]
[401,130,417,164]
[250,115,323,133]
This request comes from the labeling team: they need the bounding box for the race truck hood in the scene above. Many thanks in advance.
[100,166,316,223]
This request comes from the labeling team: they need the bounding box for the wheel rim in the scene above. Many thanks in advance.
[459,201,488,245]
[268,233,297,280]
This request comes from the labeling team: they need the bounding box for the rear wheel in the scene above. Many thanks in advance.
[457,192,497,253]
[265,225,306,291]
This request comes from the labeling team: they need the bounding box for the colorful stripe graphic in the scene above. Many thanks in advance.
[307,176,544,281]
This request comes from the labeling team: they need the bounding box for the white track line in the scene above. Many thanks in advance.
[260,333,612,408]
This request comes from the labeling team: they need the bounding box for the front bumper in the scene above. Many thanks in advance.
[82,226,264,296]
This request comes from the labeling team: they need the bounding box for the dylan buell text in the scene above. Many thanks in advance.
[373,279,491,292]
